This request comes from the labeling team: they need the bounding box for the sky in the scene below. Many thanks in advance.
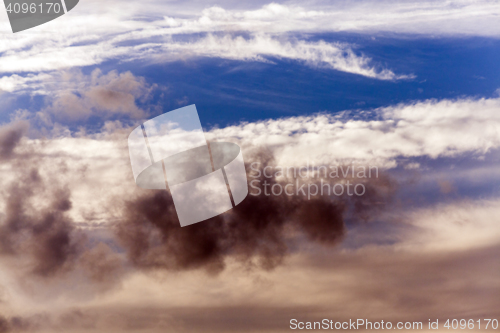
[0,0,499,332]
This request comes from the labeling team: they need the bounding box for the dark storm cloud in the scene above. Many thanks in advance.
[116,147,397,273]
[0,123,125,283]
[0,121,28,161]
[0,316,8,333]
[0,118,396,284]
[0,163,81,276]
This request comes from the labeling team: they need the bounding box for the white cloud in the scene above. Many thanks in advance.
[401,198,500,252]
[3,0,496,80]
[158,1,500,36]
[0,32,408,80]
[209,97,500,168]
[146,34,411,80]
[0,73,53,93]
[0,95,498,226]
[8,0,498,79]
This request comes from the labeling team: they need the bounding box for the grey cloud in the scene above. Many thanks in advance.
[0,121,28,161]
[0,123,126,288]
[0,101,497,332]
[116,147,396,273]
[44,70,152,123]
[0,244,498,333]
[0,165,82,276]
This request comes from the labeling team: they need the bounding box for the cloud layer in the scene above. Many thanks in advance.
[0,69,499,330]
[210,97,500,168]
[0,0,497,78]
[11,0,497,79]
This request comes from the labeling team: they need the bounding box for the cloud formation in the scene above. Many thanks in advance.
[210,97,500,168]
[0,1,452,79]
[150,34,411,80]
[158,1,500,36]
[117,147,395,273]
[0,95,498,331]
[0,33,407,81]
[2,69,156,128]
[43,69,152,122]
[0,0,497,80]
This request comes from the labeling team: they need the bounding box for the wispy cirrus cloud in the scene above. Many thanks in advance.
[141,34,412,80]
[1,0,497,82]
[0,33,410,81]
[156,1,500,36]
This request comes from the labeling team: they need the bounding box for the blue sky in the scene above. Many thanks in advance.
[3,32,500,128]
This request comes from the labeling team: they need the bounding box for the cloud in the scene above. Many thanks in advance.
[1,95,498,230]
[1,69,156,125]
[0,33,409,80]
[0,0,497,80]
[1,242,499,332]
[1,95,497,277]
[43,69,151,122]
[209,97,500,168]
[0,1,434,79]
[0,0,497,76]
[0,122,127,306]
[401,199,500,252]
[116,148,395,274]
[0,73,53,94]
[0,121,28,160]
[0,122,82,277]
[148,34,411,80]
[0,95,499,330]
[158,1,500,36]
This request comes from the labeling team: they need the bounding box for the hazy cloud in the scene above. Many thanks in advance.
[0,96,498,331]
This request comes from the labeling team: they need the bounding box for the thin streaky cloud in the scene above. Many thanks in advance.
[4,0,498,80]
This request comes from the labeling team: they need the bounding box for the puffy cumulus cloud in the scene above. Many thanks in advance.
[44,69,152,122]
[2,69,157,125]
[209,97,500,168]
